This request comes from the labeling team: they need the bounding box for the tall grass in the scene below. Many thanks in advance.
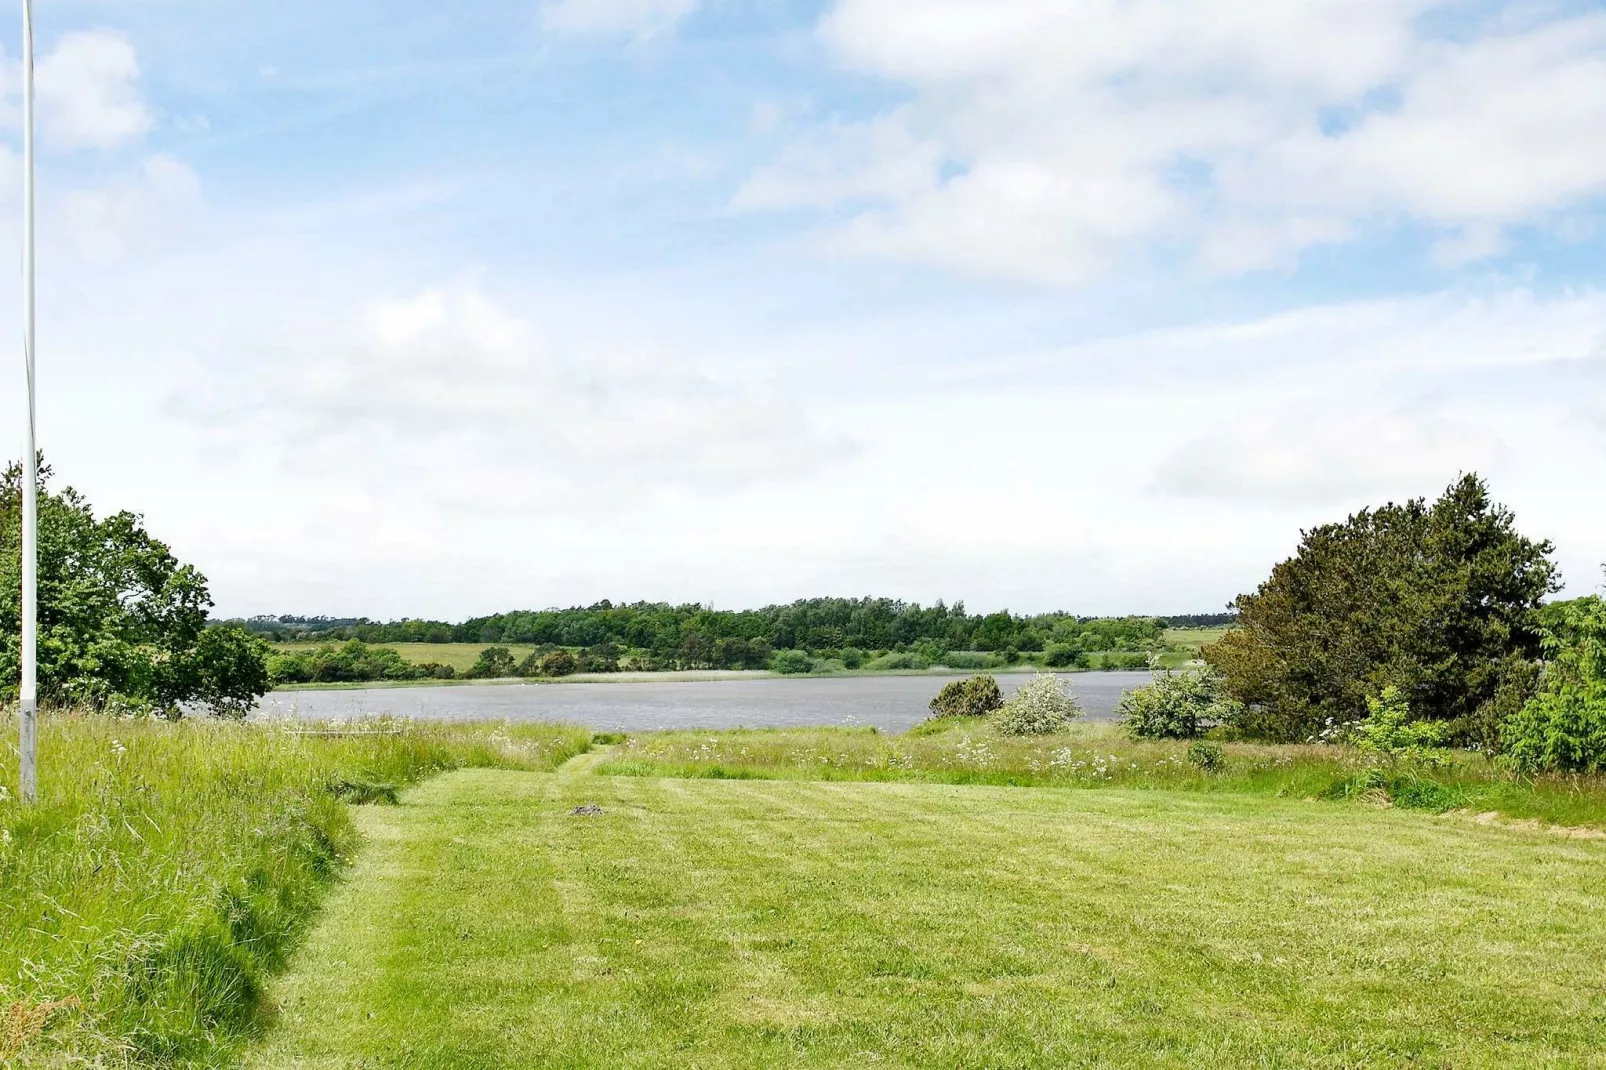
[599,722,1606,829]
[0,711,592,1067]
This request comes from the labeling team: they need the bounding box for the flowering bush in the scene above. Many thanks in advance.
[1117,669,1243,740]
[993,673,1081,735]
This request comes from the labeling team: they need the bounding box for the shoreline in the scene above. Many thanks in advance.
[267,663,1177,693]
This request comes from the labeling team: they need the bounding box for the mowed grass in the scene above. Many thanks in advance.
[245,762,1606,1069]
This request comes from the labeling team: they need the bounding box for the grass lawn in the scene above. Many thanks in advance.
[244,757,1606,1069]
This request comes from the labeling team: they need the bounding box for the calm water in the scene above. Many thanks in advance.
[256,671,1152,734]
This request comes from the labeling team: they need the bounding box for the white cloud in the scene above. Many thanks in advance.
[62,153,200,260]
[183,283,852,497]
[538,0,698,39]
[737,1,1606,283]
[37,30,152,150]
[1154,415,1505,502]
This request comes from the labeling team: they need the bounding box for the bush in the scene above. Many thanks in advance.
[771,649,814,675]
[1186,740,1225,773]
[928,675,1004,720]
[539,650,578,677]
[1041,643,1088,668]
[1503,596,1606,772]
[464,647,518,679]
[993,673,1081,735]
[863,652,931,671]
[840,647,867,670]
[1117,669,1242,740]
[1098,652,1151,670]
[939,651,1003,670]
[1349,686,1448,763]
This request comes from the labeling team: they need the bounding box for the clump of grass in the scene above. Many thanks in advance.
[0,711,591,1067]
[598,722,1606,828]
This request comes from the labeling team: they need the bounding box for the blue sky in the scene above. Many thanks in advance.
[2,0,1605,618]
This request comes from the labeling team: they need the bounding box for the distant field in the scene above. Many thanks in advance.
[268,641,540,673]
[1162,626,1230,650]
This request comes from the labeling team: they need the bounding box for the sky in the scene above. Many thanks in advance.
[0,0,1603,620]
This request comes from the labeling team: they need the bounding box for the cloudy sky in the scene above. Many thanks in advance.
[0,0,1603,619]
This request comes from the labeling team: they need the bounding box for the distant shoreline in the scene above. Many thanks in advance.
[266,664,1174,693]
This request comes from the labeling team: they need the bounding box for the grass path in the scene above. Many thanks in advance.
[243,768,1606,1069]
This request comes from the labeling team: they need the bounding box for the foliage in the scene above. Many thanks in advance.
[862,651,929,671]
[464,646,518,679]
[232,599,1178,665]
[993,673,1081,735]
[1205,474,1556,744]
[1186,739,1225,772]
[928,675,1004,720]
[0,459,272,716]
[540,649,578,677]
[1041,642,1088,668]
[937,650,1003,670]
[268,640,456,685]
[0,712,592,1067]
[1117,669,1242,740]
[771,649,814,674]
[1349,685,1449,762]
[1503,595,1606,773]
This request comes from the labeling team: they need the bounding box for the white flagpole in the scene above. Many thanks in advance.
[19,0,37,803]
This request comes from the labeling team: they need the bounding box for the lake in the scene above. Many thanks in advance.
[256,671,1153,734]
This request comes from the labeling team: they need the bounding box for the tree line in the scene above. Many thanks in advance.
[238,602,1224,659]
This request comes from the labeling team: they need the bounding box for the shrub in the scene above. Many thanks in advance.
[1503,596,1606,772]
[1351,686,1448,762]
[863,652,930,671]
[464,647,518,680]
[1041,643,1088,669]
[1117,669,1242,740]
[1099,652,1151,670]
[1186,740,1226,772]
[993,673,1081,735]
[940,651,1003,670]
[928,675,1004,720]
[539,650,578,677]
[840,647,867,670]
[771,649,814,674]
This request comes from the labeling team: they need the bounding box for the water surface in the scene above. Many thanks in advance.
[258,671,1152,734]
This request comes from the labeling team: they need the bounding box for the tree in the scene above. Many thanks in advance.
[464,646,517,679]
[0,459,271,716]
[1502,596,1606,772]
[1205,474,1557,743]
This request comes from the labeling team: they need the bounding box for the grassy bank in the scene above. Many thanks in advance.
[0,712,592,1068]
[599,722,1606,830]
[245,767,1606,1068]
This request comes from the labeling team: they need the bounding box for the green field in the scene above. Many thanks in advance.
[244,755,1606,1069]
[10,715,1606,1068]
[267,641,542,673]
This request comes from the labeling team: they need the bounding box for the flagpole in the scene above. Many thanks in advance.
[19,0,37,803]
